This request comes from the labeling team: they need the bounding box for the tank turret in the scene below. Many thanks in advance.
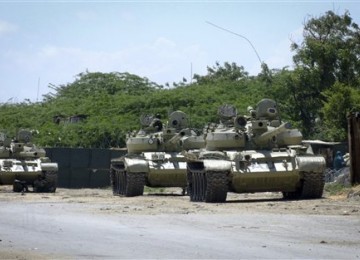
[246,99,303,149]
[205,104,246,151]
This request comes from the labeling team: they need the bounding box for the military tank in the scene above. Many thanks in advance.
[110,111,205,197]
[0,129,58,192]
[186,99,326,202]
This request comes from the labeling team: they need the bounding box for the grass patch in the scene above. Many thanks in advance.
[324,182,351,196]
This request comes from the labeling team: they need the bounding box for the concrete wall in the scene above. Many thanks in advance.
[45,148,126,188]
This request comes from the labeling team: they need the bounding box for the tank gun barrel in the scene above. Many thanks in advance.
[167,130,187,145]
[253,122,290,146]
[17,150,46,158]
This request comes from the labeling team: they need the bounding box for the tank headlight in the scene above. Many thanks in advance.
[148,138,154,145]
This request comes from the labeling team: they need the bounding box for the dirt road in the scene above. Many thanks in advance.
[0,186,359,259]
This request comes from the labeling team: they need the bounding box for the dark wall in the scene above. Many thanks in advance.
[45,148,126,188]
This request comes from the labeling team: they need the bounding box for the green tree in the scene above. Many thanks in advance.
[193,61,248,84]
[284,10,360,138]
[292,10,360,88]
[320,82,360,141]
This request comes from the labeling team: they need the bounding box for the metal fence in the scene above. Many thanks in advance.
[45,148,126,188]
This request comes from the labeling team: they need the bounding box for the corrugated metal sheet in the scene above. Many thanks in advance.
[45,148,127,188]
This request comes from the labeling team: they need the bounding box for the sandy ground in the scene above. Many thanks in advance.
[0,185,359,216]
[1,185,360,259]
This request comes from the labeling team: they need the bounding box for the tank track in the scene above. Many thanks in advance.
[13,180,26,192]
[45,171,57,192]
[110,164,146,197]
[283,171,325,200]
[187,169,228,203]
[32,171,57,193]
[300,171,325,199]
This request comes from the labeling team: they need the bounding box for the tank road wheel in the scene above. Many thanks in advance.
[204,171,228,203]
[300,171,325,199]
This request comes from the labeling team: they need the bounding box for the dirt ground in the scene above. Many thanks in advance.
[0,185,359,217]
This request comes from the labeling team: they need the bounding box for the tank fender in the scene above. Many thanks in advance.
[124,157,149,173]
[41,162,59,171]
[296,156,325,173]
[203,159,232,172]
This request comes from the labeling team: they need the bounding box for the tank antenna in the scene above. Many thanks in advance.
[37,77,40,102]
[206,21,263,65]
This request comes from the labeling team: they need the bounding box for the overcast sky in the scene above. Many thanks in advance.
[0,0,359,103]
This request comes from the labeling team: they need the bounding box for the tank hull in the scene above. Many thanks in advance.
[111,152,189,197]
[144,152,187,187]
[0,158,58,192]
[187,149,326,202]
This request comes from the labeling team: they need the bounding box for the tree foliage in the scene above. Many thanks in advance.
[292,10,360,88]
[320,82,360,141]
[1,10,359,147]
[285,10,360,137]
[193,61,248,84]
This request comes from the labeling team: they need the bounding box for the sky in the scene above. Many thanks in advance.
[0,0,359,103]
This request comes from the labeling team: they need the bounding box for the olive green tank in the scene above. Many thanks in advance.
[110,111,205,197]
[0,129,58,192]
[185,99,325,202]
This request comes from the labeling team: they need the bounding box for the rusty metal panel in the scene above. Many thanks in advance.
[348,112,360,184]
